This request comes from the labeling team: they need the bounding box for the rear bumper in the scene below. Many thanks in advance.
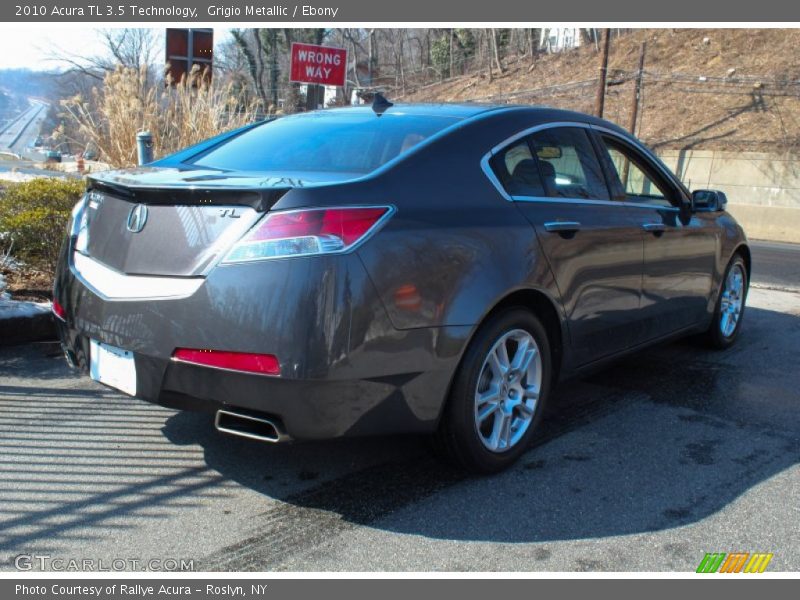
[54,249,471,440]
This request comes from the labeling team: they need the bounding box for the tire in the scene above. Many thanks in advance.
[435,308,552,474]
[704,254,748,349]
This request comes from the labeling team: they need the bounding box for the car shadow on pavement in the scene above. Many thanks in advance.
[0,305,796,568]
[162,304,799,560]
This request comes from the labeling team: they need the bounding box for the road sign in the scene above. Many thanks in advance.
[290,43,347,87]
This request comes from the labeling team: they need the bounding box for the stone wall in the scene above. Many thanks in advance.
[658,149,800,243]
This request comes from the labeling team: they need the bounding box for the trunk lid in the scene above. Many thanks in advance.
[80,167,352,277]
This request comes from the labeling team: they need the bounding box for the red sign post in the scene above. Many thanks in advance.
[290,42,347,87]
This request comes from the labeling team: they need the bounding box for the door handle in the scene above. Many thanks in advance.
[642,223,667,233]
[544,221,582,233]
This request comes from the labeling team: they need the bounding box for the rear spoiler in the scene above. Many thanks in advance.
[87,179,289,211]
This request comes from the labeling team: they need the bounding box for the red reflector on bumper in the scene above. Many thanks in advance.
[172,348,280,376]
[52,300,66,321]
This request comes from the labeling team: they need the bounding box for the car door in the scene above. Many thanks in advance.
[591,129,717,339]
[488,125,645,366]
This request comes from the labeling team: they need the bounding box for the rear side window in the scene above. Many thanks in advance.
[528,127,610,200]
[187,112,461,174]
[490,140,546,197]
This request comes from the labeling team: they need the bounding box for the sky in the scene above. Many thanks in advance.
[0,27,232,71]
[0,28,109,70]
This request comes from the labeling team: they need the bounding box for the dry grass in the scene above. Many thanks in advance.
[401,29,800,152]
[61,66,262,168]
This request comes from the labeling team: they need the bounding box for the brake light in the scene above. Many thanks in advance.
[173,348,280,376]
[223,206,392,263]
[52,300,66,321]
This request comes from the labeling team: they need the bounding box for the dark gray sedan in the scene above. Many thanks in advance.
[53,103,749,472]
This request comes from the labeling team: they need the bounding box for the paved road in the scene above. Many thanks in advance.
[750,241,800,291]
[0,101,46,159]
[0,267,798,572]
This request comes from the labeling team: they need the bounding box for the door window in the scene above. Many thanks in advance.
[528,127,610,200]
[599,136,675,207]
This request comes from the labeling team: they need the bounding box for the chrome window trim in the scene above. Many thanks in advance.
[510,195,680,212]
[480,120,683,212]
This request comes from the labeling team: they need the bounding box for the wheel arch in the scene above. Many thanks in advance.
[733,243,752,280]
[483,288,565,383]
[435,286,566,426]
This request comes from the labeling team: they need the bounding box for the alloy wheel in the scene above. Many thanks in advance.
[719,264,745,338]
[474,329,542,452]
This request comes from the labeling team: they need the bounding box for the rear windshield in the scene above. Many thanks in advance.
[187,111,461,174]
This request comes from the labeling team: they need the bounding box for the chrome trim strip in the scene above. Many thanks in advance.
[510,195,680,212]
[544,221,582,232]
[487,120,593,156]
[71,252,204,301]
[480,154,512,201]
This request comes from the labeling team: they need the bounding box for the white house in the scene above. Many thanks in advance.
[540,28,584,52]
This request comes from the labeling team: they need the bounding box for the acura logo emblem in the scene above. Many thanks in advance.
[126,204,148,233]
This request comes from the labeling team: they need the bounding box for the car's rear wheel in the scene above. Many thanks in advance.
[705,254,748,349]
[435,308,552,473]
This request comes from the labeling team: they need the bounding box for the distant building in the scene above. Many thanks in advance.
[540,28,583,52]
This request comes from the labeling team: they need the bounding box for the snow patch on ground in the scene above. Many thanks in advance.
[0,298,51,318]
[0,171,40,182]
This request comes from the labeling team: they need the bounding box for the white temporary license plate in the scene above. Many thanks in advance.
[89,339,137,396]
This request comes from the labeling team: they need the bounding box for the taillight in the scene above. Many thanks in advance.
[223,206,393,263]
[173,348,280,376]
[52,300,66,321]
[69,194,90,253]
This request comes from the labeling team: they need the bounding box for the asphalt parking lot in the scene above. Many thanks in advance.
[1,242,798,572]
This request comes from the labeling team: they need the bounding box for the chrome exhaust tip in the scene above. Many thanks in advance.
[214,410,290,443]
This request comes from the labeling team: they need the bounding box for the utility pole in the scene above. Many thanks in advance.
[594,28,611,118]
[627,42,646,135]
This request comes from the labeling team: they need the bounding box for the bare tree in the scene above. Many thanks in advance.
[490,29,504,74]
[49,28,159,82]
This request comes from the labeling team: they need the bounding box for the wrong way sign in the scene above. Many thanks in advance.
[290,42,347,87]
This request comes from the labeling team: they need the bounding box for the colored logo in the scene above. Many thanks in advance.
[696,552,773,573]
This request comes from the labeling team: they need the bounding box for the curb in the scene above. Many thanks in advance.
[0,300,57,346]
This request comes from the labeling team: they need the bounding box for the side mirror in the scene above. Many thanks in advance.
[692,189,727,212]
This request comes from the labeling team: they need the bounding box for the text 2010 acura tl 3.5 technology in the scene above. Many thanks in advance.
[53,103,750,472]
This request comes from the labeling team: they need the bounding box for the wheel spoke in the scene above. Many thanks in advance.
[489,345,510,378]
[496,412,512,449]
[720,312,731,336]
[524,384,540,401]
[517,401,535,417]
[514,342,538,375]
[510,338,529,369]
[477,384,501,404]
[477,401,500,422]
